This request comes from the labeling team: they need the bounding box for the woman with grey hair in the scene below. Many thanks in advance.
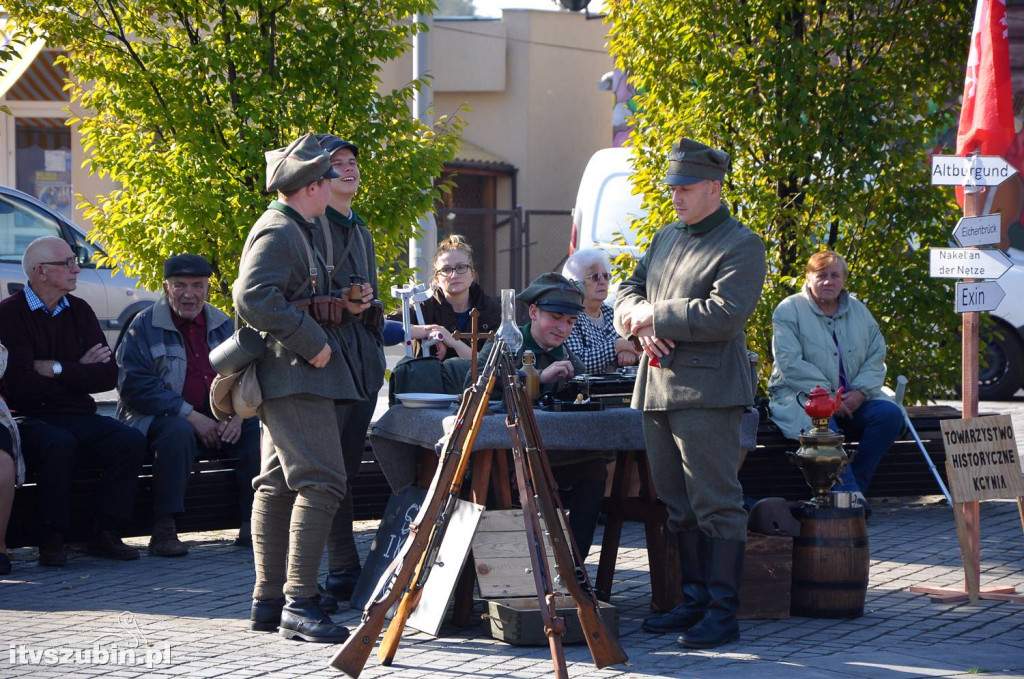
[561,248,639,373]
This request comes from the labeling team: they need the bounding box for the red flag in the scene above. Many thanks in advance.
[957,0,1014,156]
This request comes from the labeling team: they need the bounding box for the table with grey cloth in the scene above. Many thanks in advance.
[369,404,759,492]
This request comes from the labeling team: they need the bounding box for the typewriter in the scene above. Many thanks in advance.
[557,366,637,408]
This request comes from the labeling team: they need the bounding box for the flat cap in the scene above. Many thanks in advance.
[164,253,213,278]
[265,133,340,193]
[664,138,729,186]
[315,133,359,158]
[519,272,584,315]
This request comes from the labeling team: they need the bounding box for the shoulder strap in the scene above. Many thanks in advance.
[289,220,320,298]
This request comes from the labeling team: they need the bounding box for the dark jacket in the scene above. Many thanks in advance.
[388,282,500,361]
[0,290,116,416]
[115,295,234,435]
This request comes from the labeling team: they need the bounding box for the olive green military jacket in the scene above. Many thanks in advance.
[613,204,766,411]
[234,203,362,403]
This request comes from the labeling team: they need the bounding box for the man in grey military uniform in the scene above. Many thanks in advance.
[234,133,364,643]
[614,138,766,649]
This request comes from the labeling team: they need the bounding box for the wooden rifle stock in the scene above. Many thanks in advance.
[503,358,569,678]
[500,352,628,670]
[376,373,492,665]
[329,343,503,677]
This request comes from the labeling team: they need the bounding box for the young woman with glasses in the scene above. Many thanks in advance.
[561,248,639,373]
[391,234,501,361]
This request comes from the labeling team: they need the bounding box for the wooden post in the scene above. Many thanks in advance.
[453,308,495,383]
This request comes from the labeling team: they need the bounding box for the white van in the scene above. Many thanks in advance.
[568,147,645,260]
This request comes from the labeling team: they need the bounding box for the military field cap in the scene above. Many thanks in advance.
[519,272,584,315]
[265,133,340,193]
[163,253,213,279]
[315,133,359,158]
[664,137,730,186]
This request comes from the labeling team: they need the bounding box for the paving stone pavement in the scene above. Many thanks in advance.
[2,498,1021,679]
[2,396,1023,678]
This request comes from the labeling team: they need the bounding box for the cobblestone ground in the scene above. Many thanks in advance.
[1,497,1022,679]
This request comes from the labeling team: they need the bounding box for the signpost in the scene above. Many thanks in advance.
[952,214,1002,247]
[928,247,1012,279]
[955,281,1005,313]
[930,154,1018,186]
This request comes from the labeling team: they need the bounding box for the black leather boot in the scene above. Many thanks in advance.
[323,565,362,602]
[679,537,744,648]
[278,597,350,643]
[250,597,285,632]
[642,530,708,633]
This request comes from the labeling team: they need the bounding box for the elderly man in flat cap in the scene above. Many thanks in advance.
[234,133,362,643]
[615,138,766,649]
[476,272,605,560]
[115,254,261,557]
[311,134,384,609]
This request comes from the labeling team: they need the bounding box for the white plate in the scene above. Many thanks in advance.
[396,393,459,409]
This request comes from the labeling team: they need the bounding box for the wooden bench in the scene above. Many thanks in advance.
[597,404,961,612]
[6,439,393,549]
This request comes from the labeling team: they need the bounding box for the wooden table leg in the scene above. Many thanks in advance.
[596,450,633,602]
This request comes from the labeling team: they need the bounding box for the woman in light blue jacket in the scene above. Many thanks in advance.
[768,251,903,511]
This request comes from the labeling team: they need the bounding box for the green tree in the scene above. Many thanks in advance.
[607,0,973,402]
[2,0,465,311]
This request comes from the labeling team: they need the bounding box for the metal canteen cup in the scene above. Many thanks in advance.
[209,326,264,376]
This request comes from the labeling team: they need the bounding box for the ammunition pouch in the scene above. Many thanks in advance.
[292,295,345,327]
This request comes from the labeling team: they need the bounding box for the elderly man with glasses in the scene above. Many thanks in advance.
[0,236,146,567]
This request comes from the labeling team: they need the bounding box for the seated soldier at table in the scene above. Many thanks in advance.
[477,272,605,560]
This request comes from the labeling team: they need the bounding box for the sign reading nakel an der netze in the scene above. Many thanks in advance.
[940,414,1024,502]
[929,247,1012,279]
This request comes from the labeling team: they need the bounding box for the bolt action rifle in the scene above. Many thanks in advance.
[499,350,628,672]
[329,340,504,678]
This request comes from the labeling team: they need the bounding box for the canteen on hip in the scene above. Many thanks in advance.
[210,326,264,376]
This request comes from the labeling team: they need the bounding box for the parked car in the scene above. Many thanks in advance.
[0,185,158,348]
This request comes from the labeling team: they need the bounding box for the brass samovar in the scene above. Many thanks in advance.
[787,386,850,507]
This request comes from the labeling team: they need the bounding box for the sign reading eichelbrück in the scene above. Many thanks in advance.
[940,414,1024,502]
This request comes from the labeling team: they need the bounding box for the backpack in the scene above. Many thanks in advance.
[388,356,472,405]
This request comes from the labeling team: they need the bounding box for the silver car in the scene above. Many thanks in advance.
[0,185,158,348]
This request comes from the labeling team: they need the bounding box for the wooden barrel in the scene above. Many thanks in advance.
[790,506,869,618]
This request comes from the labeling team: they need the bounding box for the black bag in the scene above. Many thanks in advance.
[387,356,472,405]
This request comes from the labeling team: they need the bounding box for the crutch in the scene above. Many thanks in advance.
[391,283,440,357]
[894,375,953,505]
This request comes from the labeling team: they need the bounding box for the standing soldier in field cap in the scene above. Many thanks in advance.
[234,133,363,643]
[614,138,766,648]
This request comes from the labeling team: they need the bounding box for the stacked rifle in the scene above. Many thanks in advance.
[329,340,627,678]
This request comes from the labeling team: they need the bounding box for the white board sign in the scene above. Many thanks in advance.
[929,247,1012,279]
[931,155,1018,186]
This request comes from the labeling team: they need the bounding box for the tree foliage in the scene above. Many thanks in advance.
[3,0,465,311]
[607,0,973,402]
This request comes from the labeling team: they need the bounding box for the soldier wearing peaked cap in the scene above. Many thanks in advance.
[614,137,766,649]
[475,272,606,560]
[233,133,357,644]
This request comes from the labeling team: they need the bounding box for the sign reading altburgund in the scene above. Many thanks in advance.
[940,414,1024,503]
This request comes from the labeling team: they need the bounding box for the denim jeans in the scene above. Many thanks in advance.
[829,398,905,494]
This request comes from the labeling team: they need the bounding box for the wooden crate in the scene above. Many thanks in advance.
[484,596,619,646]
[738,533,792,620]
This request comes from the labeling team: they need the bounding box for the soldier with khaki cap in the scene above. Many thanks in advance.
[614,138,766,649]
[233,133,356,643]
[477,272,605,559]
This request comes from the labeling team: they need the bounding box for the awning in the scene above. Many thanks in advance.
[448,140,516,173]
